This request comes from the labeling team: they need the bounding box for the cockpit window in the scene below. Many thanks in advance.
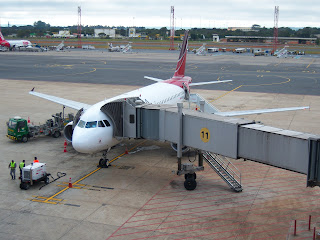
[77,120,86,128]
[98,121,105,127]
[85,121,97,128]
[103,120,111,127]
[8,120,17,129]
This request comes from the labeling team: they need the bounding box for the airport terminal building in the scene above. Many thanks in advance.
[225,36,317,45]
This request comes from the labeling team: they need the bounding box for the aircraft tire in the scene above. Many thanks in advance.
[22,136,28,143]
[184,178,197,191]
[52,131,61,138]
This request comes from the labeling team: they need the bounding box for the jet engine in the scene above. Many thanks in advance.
[63,121,73,142]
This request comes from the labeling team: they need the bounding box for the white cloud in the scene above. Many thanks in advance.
[0,0,319,28]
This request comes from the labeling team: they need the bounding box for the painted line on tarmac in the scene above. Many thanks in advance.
[30,140,146,204]
[209,76,291,103]
[306,59,315,69]
[210,85,243,103]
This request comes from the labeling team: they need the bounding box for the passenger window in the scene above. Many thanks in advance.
[77,120,86,128]
[103,120,111,127]
[85,121,97,128]
[98,121,105,127]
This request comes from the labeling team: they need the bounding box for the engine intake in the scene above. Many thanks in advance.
[63,121,73,142]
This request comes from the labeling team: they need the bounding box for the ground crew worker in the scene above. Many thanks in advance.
[19,160,25,179]
[34,157,39,163]
[8,160,16,180]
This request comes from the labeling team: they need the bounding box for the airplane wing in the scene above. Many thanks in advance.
[215,106,310,117]
[144,76,164,82]
[29,90,91,110]
[189,80,232,86]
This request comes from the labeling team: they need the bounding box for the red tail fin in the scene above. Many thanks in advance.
[173,31,189,78]
[0,31,4,41]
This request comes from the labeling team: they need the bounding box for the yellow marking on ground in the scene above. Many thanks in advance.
[30,195,64,204]
[245,77,291,87]
[56,185,82,189]
[31,140,146,204]
[210,85,243,103]
[306,59,315,69]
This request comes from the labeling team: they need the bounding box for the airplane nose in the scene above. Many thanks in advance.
[71,125,114,153]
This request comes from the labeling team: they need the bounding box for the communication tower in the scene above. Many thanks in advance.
[77,6,82,48]
[272,6,279,54]
[169,6,175,50]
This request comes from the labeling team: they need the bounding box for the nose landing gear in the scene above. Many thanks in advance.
[98,151,110,168]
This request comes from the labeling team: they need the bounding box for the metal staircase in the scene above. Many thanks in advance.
[203,152,242,192]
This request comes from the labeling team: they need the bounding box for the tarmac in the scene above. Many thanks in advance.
[0,50,319,240]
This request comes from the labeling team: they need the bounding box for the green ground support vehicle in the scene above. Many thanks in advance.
[6,113,73,143]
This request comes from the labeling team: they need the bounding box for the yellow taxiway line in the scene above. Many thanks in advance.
[31,140,146,204]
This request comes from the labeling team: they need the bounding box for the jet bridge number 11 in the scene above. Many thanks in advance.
[200,127,210,143]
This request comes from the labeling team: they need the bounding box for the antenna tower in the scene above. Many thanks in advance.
[272,6,279,54]
[77,6,82,48]
[169,6,175,50]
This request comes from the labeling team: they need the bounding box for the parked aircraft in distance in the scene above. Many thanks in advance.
[29,31,309,167]
[0,31,32,50]
[235,48,246,53]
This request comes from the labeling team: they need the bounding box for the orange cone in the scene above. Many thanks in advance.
[64,140,67,152]
[125,146,129,154]
[68,178,72,188]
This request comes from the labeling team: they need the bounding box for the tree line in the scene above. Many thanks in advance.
[1,20,320,43]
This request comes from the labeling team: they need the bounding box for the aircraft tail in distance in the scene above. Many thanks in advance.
[0,31,5,41]
[173,30,189,78]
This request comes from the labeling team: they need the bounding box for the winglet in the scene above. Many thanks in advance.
[31,87,35,92]
[173,30,189,78]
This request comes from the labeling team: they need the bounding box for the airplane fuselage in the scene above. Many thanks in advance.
[72,77,191,153]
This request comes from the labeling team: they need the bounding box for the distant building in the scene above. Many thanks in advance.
[128,28,147,38]
[128,28,140,38]
[225,36,317,45]
[94,29,116,38]
[53,30,74,38]
[228,27,259,32]
[212,34,220,42]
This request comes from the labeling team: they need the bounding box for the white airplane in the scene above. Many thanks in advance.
[0,31,32,50]
[29,31,309,166]
[235,48,246,53]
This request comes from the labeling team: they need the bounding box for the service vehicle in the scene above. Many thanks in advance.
[6,113,73,142]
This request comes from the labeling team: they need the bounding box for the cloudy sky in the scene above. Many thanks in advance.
[1,0,319,28]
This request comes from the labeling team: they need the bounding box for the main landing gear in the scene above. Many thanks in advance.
[184,173,197,191]
[177,151,204,191]
[98,151,110,168]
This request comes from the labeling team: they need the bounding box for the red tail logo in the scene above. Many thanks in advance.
[173,31,188,78]
[0,31,4,41]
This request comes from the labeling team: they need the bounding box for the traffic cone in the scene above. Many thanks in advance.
[68,178,72,188]
[64,140,67,152]
[28,117,30,123]
[125,146,129,154]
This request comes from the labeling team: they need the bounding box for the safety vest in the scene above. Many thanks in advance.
[10,162,16,169]
[19,162,25,169]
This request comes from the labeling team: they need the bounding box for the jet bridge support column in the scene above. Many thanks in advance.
[307,138,320,187]
[177,103,183,172]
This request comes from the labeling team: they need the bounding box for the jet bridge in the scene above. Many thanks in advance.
[101,98,320,191]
